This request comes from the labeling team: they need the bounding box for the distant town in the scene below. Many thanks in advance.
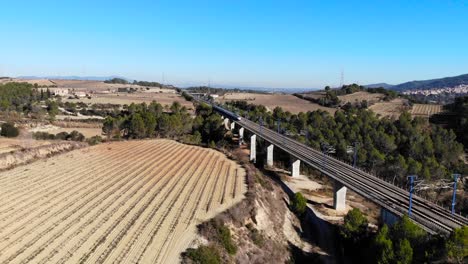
[402,84,468,96]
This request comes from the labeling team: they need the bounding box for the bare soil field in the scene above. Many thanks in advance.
[0,138,51,154]
[369,98,409,118]
[63,93,192,108]
[0,139,246,263]
[410,104,444,118]
[338,91,384,105]
[217,92,336,114]
[0,78,55,86]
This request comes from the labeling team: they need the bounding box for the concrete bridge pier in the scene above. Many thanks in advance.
[223,118,230,130]
[230,121,235,130]
[333,180,347,211]
[250,134,256,162]
[380,208,399,226]
[291,158,301,177]
[266,144,274,167]
[239,127,244,145]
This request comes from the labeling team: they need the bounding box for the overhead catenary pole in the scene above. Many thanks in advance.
[451,174,460,215]
[353,141,359,168]
[408,175,417,216]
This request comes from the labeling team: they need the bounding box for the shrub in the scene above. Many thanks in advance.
[69,130,85,141]
[87,135,103,146]
[1,123,19,137]
[217,224,237,255]
[184,245,221,264]
[33,131,56,140]
[446,226,468,263]
[291,192,307,216]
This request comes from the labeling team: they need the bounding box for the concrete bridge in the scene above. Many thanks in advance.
[201,99,467,235]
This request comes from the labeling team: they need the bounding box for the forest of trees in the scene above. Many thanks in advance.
[295,84,399,108]
[225,100,466,186]
[0,82,57,118]
[340,208,467,263]
[101,101,226,146]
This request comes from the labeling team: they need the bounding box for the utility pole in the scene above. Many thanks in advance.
[259,117,263,134]
[451,174,460,215]
[353,141,359,168]
[407,175,417,216]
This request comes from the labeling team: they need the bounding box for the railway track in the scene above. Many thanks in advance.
[200,98,467,234]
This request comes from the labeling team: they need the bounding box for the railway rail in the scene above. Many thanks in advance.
[199,98,468,235]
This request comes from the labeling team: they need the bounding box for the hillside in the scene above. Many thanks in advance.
[391,73,468,91]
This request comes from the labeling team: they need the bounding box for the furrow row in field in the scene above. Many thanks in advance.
[0,139,247,264]
[137,152,212,263]
[31,142,187,264]
[205,161,226,212]
[186,155,221,224]
[150,152,217,264]
[80,147,200,264]
[0,141,164,238]
[1,142,183,262]
[0,141,162,226]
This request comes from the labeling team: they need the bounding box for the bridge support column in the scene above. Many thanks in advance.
[266,144,274,167]
[239,127,244,145]
[250,135,256,162]
[224,118,230,130]
[333,181,347,211]
[380,208,399,226]
[230,121,235,130]
[291,158,300,177]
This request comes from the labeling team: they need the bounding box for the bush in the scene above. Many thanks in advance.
[217,224,237,255]
[291,192,307,216]
[0,123,19,137]
[246,223,265,247]
[184,245,221,264]
[33,131,56,140]
[446,226,468,263]
[87,135,103,146]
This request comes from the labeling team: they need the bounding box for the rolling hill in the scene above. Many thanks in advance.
[390,73,468,91]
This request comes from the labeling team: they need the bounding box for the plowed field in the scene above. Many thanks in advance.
[0,139,246,263]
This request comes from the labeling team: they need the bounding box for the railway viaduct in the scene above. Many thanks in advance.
[195,98,467,235]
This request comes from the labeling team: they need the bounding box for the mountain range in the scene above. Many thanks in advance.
[366,73,468,91]
[17,75,131,82]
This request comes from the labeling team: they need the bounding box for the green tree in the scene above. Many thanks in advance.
[395,239,413,264]
[0,123,19,137]
[341,208,368,242]
[374,225,394,264]
[290,192,307,216]
[46,100,59,119]
[446,226,468,263]
[128,113,146,138]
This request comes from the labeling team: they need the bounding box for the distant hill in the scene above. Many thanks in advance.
[365,83,394,89]
[390,73,468,91]
[17,75,132,82]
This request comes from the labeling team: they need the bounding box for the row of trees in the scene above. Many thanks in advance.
[225,101,465,185]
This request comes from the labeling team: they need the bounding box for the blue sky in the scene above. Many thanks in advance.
[1,0,467,88]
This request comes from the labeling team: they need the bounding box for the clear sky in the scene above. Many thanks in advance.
[1,0,467,88]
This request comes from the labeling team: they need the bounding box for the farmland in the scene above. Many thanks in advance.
[410,103,444,118]
[368,98,409,118]
[63,93,193,108]
[217,92,336,114]
[0,139,246,263]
